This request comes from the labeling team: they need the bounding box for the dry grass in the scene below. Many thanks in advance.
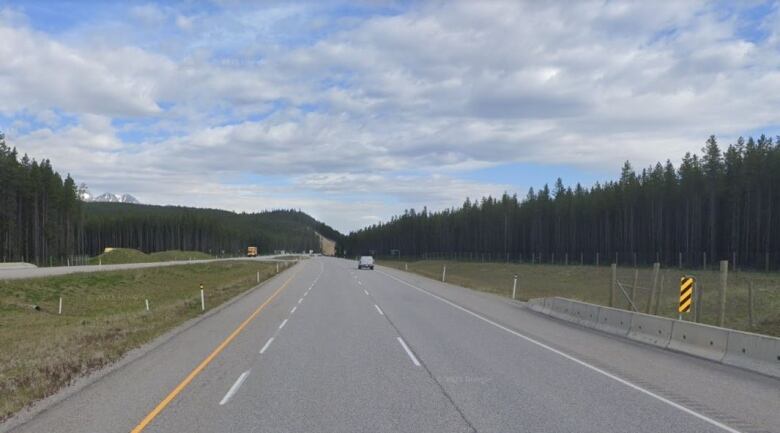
[379,259,780,337]
[0,261,280,422]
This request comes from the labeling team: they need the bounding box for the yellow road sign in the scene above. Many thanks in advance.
[679,276,694,313]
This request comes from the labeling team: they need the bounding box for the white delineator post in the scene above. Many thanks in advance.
[441,265,447,282]
[145,299,150,311]
[257,271,260,283]
[512,275,518,300]
[405,263,408,271]
[58,297,63,315]
[200,284,205,311]
[276,263,279,273]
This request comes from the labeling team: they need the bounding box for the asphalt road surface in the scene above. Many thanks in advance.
[0,255,289,280]
[4,257,778,433]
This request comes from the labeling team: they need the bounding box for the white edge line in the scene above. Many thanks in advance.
[290,306,297,314]
[377,270,742,433]
[279,319,288,329]
[374,304,384,316]
[219,370,250,405]
[259,337,274,354]
[397,337,421,367]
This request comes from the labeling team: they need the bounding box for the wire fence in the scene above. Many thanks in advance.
[379,257,780,337]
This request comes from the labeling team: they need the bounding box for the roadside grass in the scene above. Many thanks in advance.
[378,259,780,338]
[0,260,279,422]
[87,248,213,265]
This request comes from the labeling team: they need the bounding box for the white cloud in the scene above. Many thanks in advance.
[130,4,167,26]
[4,1,780,232]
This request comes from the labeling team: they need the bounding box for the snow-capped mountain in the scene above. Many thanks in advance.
[91,193,140,204]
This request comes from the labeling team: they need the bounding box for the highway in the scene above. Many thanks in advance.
[0,255,290,280]
[4,257,778,433]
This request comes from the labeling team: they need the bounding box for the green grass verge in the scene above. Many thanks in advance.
[379,259,780,338]
[0,260,281,422]
[87,248,213,265]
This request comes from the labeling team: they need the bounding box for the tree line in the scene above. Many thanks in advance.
[344,135,780,271]
[0,132,343,263]
[82,203,341,257]
[0,133,81,264]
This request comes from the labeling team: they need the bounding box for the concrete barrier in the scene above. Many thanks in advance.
[568,301,600,328]
[538,298,554,315]
[527,298,546,313]
[595,306,633,337]
[627,313,674,348]
[668,320,728,362]
[723,331,780,378]
[547,298,575,323]
[0,262,37,270]
[527,296,780,378]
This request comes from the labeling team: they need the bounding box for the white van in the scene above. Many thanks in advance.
[358,256,374,270]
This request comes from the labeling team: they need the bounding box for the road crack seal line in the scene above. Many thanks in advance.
[363,290,477,433]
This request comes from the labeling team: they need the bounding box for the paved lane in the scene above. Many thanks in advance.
[353,261,779,433]
[4,257,778,433]
[157,258,470,433]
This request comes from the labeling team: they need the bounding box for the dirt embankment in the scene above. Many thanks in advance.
[316,232,336,256]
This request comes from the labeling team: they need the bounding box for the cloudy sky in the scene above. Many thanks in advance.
[2,1,779,233]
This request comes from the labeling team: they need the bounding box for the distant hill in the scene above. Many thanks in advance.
[83,202,343,257]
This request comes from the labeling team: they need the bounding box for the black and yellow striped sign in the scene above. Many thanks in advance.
[679,276,694,313]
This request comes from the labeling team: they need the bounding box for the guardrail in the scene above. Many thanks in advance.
[527,297,780,378]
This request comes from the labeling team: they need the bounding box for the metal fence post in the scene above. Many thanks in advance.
[653,272,664,315]
[719,260,728,327]
[694,282,703,323]
[748,280,755,329]
[647,262,660,314]
[610,263,616,308]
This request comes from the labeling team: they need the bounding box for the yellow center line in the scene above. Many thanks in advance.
[130,267,302,433]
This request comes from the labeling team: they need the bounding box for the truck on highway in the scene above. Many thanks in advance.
[247,246,258,257]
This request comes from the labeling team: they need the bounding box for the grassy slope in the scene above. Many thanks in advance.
[0,260,283,421]
[87,248,213,265]
[379,259,780,337]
